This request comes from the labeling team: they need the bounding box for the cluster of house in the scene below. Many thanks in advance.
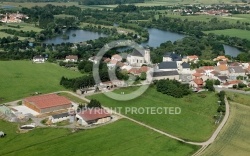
[0,12,28,23]
[0,94,111,126]
[190,55,250,89]
[32,55,78,63]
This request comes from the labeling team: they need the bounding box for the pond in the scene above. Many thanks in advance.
[223,44,241,57]
[43,29,107,45]
[142,28,185,48]
[117,28,185,52]
[1,5,16,9]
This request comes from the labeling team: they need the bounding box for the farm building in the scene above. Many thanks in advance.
[23,94,72,113]
[76,108,111,126]
[50,112,70,123]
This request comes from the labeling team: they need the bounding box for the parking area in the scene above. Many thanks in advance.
[11,106,39,116]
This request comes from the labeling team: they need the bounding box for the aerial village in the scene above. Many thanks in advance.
[1,40,250,134]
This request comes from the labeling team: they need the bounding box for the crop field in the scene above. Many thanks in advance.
[226,92,250,107]
[0,119,199,156]
[204,29,250,40]
[88,86,219,142]
[0,61,82,103]
[203,101,250,155]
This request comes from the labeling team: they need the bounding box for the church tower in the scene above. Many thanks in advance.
[144,48,151,64]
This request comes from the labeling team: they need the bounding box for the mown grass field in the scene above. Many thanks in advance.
[88,87,219,142]
[204,29,250,40]
[203,101,250,155]
[0,61,82,103]
[0,119,199,156]
[0,23,42,32]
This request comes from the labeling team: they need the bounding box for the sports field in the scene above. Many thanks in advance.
[0,61,82,103]
[204,29,250,40]
[0,119,199,156]
[88,86,219,142]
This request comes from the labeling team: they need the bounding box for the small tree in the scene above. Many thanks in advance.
[87,99,101,108]
[214,79,220,85]
[140,72,147,80]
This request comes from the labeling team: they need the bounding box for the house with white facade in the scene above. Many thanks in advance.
[228,66,246,80]
[65,55,78,62]
[33,55,45,63]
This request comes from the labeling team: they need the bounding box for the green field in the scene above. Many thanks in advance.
[0,119,199,156]
[203,101,250,155]
[0,23,42,32]
[0,61,82,103]
[204,29,250,40]
[88,87,219,142]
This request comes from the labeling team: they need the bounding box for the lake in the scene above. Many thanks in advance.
[1,5,16,9]
[142,28,185,48]
[43,30,107,44]
[223,45,241,57]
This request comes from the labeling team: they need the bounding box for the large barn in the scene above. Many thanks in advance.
[23,94,71,113]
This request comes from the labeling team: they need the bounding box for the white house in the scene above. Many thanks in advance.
[33,55,45,63]
[76,108,111,126]
[65,55,78,62]
[127,48,151,67]
[49,112,69,123]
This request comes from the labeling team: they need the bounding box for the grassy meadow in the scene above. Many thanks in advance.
[88,86,219,142]
[203,101,250,155]
[0,61,82,103]
[0,119,199,156]
[0,23,42,32]
[204,29,250,40]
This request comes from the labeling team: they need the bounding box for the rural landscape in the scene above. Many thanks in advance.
[0,0,250,156]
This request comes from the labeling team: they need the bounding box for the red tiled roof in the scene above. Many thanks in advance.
[218,64,228,71]
[139,66,148,73]
[192,72,203,77]
[202,66,214,70]
[196,69,205,73]
[218,61,227,65]
[229,62,241,66]
[193,78,203,85]
[66,55,78,60]
[129,68,141,74]
[223,80,241,86]
[78,108,111,122]
[187,55,198,59]
[24,94,71,109]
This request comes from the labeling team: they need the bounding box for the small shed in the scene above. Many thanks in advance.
[50,112,69,123]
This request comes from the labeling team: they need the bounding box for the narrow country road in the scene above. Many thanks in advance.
[57,91,230,152]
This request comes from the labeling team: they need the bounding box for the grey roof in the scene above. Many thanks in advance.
[163,52,182,61]
[152,70,179,77]
[158,61,177,69]
[182,62,190,68]
[130,49,143,57]
[52,112,69,119]
[229,66,245,73]
[217,75,228,81]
